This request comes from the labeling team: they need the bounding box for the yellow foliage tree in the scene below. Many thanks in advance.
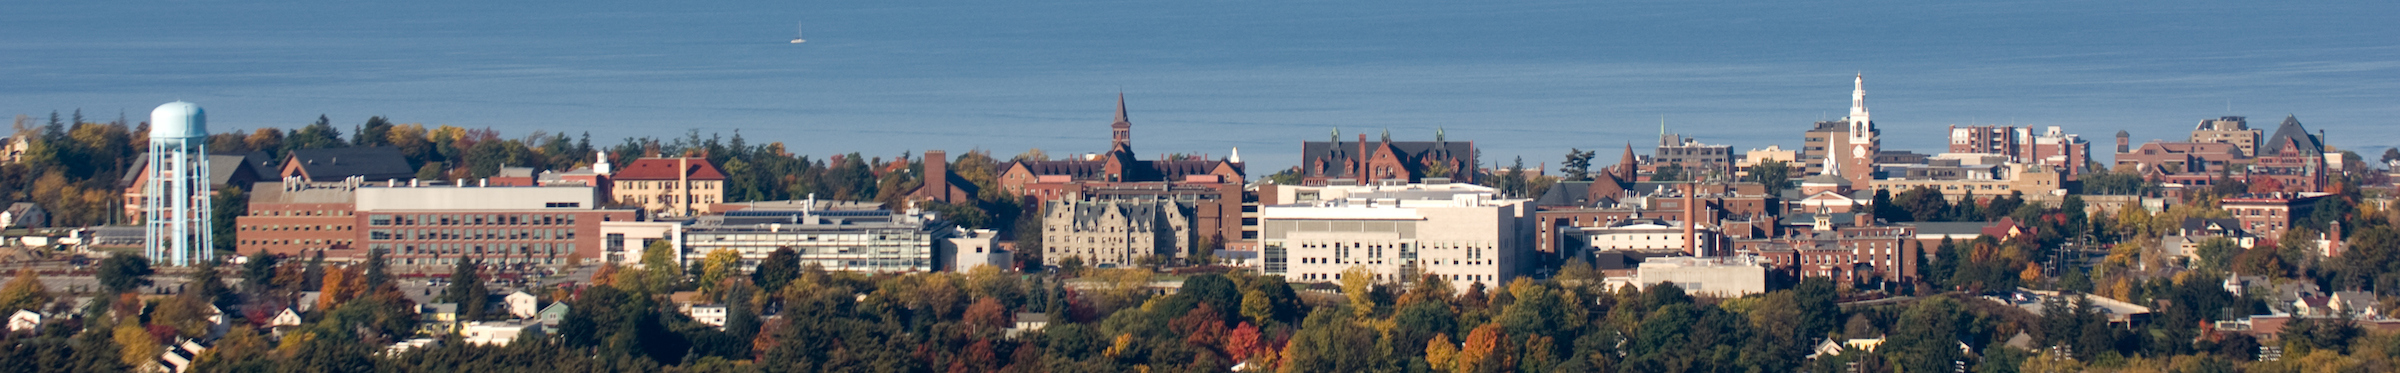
[1340,265,1376,318]
[113,323,161,371]
[698,249,743,298]
[1423,333,1458,371]
[0,270,54,313]
[2019,262,2044,284]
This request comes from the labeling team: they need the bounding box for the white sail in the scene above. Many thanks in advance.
[790,22,806,44]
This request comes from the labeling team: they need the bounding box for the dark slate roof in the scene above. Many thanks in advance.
[1298,140,1474,178]
[1904,222,1990,236]
[287,146,415,182]
[2181,217,2241,232]
[1006,158,1235,183]
[2260,115,2323,156]
[1057,200,1187,232]
[120,151,278,188]
[1534,181,1592,207]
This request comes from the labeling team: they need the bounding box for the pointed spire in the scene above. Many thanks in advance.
[1436,127,1446,143]
[1618,142,1639,180]
[1381,129,1391,143]
[1113,92,1130,125]
[1229,147,1242,164]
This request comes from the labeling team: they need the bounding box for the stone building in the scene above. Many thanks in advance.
[2189,116,2262,157]
[996,95,1247,250]
[1041,199,1194,268]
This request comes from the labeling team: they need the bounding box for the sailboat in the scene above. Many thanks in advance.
[790,22,806,44]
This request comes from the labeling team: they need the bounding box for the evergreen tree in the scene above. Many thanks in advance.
[94,255,153,294]
[439,258,488,321]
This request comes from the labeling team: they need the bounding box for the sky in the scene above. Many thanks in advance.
[3,0,2395,172]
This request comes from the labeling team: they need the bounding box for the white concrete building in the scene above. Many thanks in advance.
[946,228,1009,271]
[1632,256,1767,297]
[1564,218,1720,256]
[687,305,729,328]
[681,208,948,273]
[459,320,543,346]
[1257,183,1532,292]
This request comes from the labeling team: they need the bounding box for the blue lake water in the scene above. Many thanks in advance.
[4,0,2395,172]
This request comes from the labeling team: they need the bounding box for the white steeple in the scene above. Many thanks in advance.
[1229,147,1242,164]
[1848,73,1872,135]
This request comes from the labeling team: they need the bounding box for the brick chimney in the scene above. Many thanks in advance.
[924,150,949,203]
[1683,183,1699,256]
[1854,211,1874,227]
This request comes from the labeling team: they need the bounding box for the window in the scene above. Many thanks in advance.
[546,202,581,208]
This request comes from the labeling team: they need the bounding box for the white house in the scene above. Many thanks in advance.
[459,320,544,346]
[268,308,304,328]
[505,291,540,319]
[7,310,38,332]
[687,305,728,328]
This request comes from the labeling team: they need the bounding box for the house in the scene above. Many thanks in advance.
[506,291,539,319]
[158,340,208,373]
[419,303,459,335]
[459,320,544,346]
[1008,312,1050,339]
[537,303,570,328]
[687,305,728,328]
[297,292,322,313]
[7,310,38,332]
[268,308,304,328]
[1,203,45,229]
[2330,291,2381,319]
[387,338,440,355]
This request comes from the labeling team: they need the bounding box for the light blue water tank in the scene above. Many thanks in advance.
[149,101,207,139]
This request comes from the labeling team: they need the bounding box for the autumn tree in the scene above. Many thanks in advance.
[0,270,52,313]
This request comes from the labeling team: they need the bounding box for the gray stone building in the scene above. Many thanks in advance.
[1041,200,1193,268]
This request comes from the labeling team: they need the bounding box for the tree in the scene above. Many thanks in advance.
[0,270,52,313]
[1339,266,1377,318]
[2194,237,2242,273]
[1747,160,1790,195]
[635,239,682,294]
[241,248,280,295]
[697,249,743,298]
[363,247,391,291]
[113,323,161,371]
[189,258,233,310]
[438,258,489,321]
[94,255,153,294]
[752,247,800,292]
[1560,149,1596,181]
[963,297,1009,335]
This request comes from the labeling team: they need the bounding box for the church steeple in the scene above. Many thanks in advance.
[1848,73,1872,134]
[1110,93,1132,153]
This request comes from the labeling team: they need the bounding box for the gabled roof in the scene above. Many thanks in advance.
[286,147,416,182]
[1298,140,1475,179]
[2259,115,2323,156]
[611,157,727,181]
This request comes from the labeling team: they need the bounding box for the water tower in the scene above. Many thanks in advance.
[145,101,213,266]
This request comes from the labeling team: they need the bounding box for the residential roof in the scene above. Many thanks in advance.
[1904,222,1990,237]
[286,147,416,182]
[610,157,727,181]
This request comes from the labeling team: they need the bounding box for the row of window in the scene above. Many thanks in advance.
[251,209,353,217]
[240,239,354,246]
[370,243,576,256]
[368,228,577,241]
[241,224,352,232]
[368,213,579,226]
[619,180,719,190]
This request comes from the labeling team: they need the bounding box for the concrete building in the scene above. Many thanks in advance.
[459,320,543,346]
[1041,199,1193,268]
[2190,116,2262,157]
[610,157,726,217]
[1739,145,1798,169]
[1564,218,1721,257]
[598,220,681,266]
[680,208,950,273]
[1257,183,1532,292]
[947,228,1009,271]
[1870,163,2067,201]
[1632,256,1767,297]
[1653,132,1735,178]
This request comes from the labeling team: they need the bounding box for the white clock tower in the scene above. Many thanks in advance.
[1842,74,1879,190]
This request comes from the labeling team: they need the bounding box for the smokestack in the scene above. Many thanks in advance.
[679,157,691,216]
[925,150,949,203]
[1684,183,1698,256]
